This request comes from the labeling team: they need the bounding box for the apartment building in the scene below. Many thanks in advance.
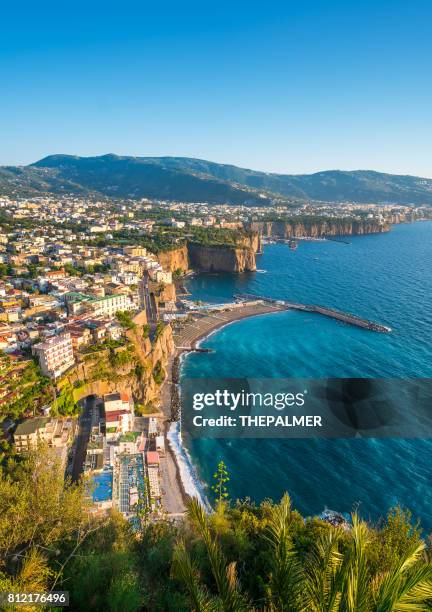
[123,246,147,257]
[104,392,134,439]
[88,293,134,316]
[32,332,75,378]
[14,416,76,464]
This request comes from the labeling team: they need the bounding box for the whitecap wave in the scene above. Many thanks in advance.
[167,421,211,510]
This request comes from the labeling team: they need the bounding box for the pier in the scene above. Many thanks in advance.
[235,293,391,333]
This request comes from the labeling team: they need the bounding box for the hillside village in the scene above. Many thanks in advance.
[0,193,431,523]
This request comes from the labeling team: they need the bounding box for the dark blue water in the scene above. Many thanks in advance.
[181,221,432,530]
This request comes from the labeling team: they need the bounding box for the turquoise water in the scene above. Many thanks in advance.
[182,221,432,529]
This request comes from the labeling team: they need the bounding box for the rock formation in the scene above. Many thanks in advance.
[250,220,391,238]
[188,244,256,272]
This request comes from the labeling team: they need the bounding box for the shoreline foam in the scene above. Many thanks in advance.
[167,421,211,510]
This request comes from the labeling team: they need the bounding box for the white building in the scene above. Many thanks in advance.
[89,293,135,316]
[104,392,134,440]
[154,270,172,284]
[33,332,75,378]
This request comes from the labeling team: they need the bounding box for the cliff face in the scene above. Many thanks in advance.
[238,231,262,253]
[65,324,175,409]
[250,220,390,238]
[156,231,260,273]
[156,246,189,272]
[187,244,256,272]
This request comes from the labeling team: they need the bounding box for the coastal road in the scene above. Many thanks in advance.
[71,396,93,482]
[142,276,157,323]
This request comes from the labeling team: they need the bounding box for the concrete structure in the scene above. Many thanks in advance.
[148,417,159,437]
[146,450,160,466]
[104,392,134,439]
[123,246,147,257]
[148,465,161,500]
[89,293,134,317]
[155,435,165,455]
[33,332,75,378]
[14,416,76,464]
[153,270,172,284]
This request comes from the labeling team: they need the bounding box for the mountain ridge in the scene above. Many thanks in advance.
[0,153,431,205]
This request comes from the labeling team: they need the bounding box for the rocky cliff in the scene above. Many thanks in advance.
[238,231,262,253]
[187,243,256,272]
[250,219,390,238]
[156,246,189,272]
[155,232,260,273]
[65,324,175,409]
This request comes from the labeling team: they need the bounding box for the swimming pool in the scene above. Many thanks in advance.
[92,470,113,502]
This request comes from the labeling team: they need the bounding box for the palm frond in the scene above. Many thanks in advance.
[305,528,344,611]
[264,493,308,611]
[373,540,432,611]
[172,539,221,612]
[187,497,249,611]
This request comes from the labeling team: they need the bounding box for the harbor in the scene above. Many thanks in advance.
[173,295,391,351]
[234,294,392,333]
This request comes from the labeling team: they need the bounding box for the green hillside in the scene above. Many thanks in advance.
[1,153,432,205]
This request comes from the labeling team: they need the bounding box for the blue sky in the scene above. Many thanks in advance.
[2,0,432,176]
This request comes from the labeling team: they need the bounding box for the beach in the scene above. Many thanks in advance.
[158,300,287,513]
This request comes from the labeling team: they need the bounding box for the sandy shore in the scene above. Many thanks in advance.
[158,302,286,515]
[173,302,284,349]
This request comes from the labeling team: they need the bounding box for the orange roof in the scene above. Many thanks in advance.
[106,410,129,422]
[146,451,159,465]
[47,269,65,277]
[120,392,130,403]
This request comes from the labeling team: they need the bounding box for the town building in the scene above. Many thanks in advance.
[32,332,75,378]
[103,392,134,439]
[14,416,76,465]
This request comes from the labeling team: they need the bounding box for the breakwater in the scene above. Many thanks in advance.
[235,294,391,333]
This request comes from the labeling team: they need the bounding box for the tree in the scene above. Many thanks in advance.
[264,493,305,611]
[211,460,230,505]
[0,444,96,594]
[173,495,432,611]
[53,384,79,416]
[155,321,165,339]
[64,513,142,612]
[115,311,136,330]
[152,360,165,385]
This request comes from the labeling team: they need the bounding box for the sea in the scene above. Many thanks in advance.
[179,221,432,530]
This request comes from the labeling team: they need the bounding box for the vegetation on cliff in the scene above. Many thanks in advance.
[250,216,390,237]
